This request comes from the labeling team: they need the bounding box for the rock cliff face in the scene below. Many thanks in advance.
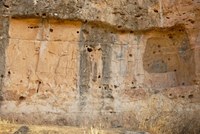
[0,0,200,133]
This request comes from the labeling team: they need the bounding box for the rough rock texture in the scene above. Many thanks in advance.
[0,0,200,134]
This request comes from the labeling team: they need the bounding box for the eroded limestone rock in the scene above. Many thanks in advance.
[0,0,200,134]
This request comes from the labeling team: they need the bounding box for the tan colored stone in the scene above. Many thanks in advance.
[0,1,200,133]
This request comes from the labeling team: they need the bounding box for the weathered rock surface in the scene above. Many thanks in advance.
[0,0,200,134]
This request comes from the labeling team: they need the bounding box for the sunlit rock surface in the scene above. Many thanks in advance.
[0,0,200,134]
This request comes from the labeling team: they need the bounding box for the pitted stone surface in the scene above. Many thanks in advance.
[0,1,200,134]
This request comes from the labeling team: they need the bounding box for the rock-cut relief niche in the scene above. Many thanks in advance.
[143,29,195,89]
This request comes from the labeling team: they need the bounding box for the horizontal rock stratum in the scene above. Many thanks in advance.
[0,0,200,134]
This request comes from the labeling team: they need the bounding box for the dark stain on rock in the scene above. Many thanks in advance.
[0,16,9,105]
[178,38,190,60]
[150,60,167,73]
[78,23,114,111]
[101,44,112,84]
[78,24,91,111]
[188,94,193,99]
[92,63,97,82]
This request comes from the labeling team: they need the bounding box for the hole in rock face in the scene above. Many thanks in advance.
[154,9,158,13]
[131,86,137,89]
[188,19,195,24]
[188,94,193,98]
[135,14,141,18]
[4,4,9,8]
[118,25,122,29]
[37,80,42,84]
[42,13,46,16]
[87,47,93,52]
[168,34,173,39]
[19,96,26,100]
[28,26,39,29]
[84,20,88,23]
[8,71,11,75]
[50,28,53,32]
[138,7,142,10]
